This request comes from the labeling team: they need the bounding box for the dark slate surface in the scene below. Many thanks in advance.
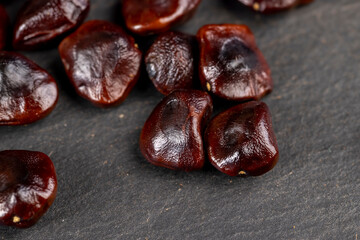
[1,0,359,239]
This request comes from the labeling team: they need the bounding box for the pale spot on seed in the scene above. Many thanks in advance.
[13,216,20,223]
[206,82,211,91]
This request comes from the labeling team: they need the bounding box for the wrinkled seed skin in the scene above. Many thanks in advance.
[197,24,272,101]
[238,0,314,13]
[0,52,59,126]
[59,20,142,107]
[205,101,279,176]
[145,31,196,95]
[0,150,57,228]
[122,0,202,35]
[140,90,213,171]
[13,0,90,50]
[0,5,9,50]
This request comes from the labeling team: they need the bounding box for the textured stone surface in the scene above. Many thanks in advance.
[0,0,359,239]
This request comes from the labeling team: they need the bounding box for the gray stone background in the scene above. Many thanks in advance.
[0,0,359,239]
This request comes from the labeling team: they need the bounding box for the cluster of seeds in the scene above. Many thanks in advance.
[0,0,314,228]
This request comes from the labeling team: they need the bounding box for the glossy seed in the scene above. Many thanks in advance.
[59,20,142,107]
[122,0,202,35]
[13,0,90,50]
[145,31,196,95]
[0,150,57,228]
[140,89,213,171]
[205,101,279,177]
[0,52,58,125]
[197,24,273,101]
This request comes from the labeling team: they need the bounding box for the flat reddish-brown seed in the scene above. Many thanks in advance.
[0,5,9,50]
[205,101,279,177]
[59,20,142,107]
[13,0,90,50]
[238,0,314,14]
[0,150,57,228]
[0,52,58,125]
[140,89,213,171]
[197,24,272,101]
[145,31,196,95]
[122,0,202,35]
